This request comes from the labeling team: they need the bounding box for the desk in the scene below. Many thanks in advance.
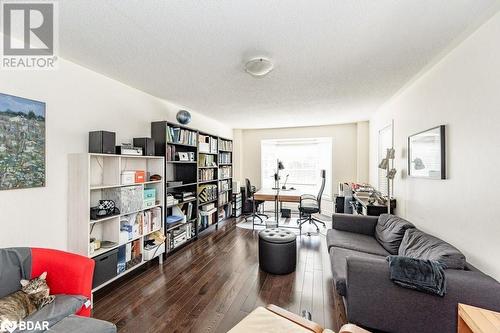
[253,188,304,228]
[254,188,303,203]
[458,303,500,333]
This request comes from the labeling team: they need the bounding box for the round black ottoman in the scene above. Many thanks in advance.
[258,228,297,275]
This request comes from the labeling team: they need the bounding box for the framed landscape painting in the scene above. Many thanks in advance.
[408,125,446,179]
[0,93,46,190]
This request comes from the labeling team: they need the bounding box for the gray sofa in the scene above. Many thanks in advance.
[0,248,116,333]
[327,213,500,333]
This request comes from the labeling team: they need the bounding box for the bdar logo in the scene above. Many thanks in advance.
[0,319,17,333]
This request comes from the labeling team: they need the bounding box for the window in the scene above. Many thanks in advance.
[261,138,332,198]
[378,124,393,196]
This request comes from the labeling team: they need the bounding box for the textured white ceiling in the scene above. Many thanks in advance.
[59,0,499,129]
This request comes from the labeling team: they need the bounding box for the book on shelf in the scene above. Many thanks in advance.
[199,168,216,181]
[167,126,197,146]
[218,204,232,220]
[199,154,217,167]
[218,152,231,164]
[180,202,194,220]
[218,179,231,192]
[198,207,218,231]
[219,166,232,179]
[218,191,229,206]
[219,139,233,151]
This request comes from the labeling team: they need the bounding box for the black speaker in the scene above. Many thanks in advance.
[133,137,155,156]
[89,131,116,154]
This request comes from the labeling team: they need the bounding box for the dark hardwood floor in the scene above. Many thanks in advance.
[92,219,347,332]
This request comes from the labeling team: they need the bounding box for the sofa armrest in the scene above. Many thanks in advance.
[332,213,378,236]
[31,248,95,317]
[345,256,500,333]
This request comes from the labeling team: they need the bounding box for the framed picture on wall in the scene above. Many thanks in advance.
[0,93,46,190]
[408,125,446,179]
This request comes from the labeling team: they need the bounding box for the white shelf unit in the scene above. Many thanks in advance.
[68,153,165,292]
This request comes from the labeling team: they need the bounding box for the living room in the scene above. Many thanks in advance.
[0,1,499,333]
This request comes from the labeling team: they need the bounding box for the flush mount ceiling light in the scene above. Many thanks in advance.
[245,57,273,77]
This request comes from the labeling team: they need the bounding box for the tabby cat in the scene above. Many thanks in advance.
[0,272,55,323]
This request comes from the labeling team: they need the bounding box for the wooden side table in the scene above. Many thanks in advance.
[458,303,500,333]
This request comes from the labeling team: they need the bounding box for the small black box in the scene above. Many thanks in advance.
[89,131,116,154]
[133,137,155,156]
[281,208,291,218]
[92,248,118,288]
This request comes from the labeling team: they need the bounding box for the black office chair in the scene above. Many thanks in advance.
[243,178,268,228]
[297,170,326,233]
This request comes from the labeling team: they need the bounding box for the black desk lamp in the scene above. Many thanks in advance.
[271,160,285,226]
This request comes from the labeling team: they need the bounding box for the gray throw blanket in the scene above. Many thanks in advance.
[387,255,447,296]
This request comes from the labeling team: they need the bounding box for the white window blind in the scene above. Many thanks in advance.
[260,138,332,198]
[378,125,393,196]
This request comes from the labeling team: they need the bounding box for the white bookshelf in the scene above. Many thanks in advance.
[68,153,165,292]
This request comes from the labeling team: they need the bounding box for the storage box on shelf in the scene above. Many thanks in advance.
[68,153,165,293]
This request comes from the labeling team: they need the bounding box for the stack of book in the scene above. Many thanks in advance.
[167,126,197,146]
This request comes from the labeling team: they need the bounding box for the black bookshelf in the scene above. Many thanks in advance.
[151,121,233,255]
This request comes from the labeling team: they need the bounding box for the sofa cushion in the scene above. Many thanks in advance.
[375,214,415,255]
[399,229,466,269]
[329,247,385,297]
[0,248,31,298]
[327,229,390,256]
[17,294,87,333]
[49,315,116,333]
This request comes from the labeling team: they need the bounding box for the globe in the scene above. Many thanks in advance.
[176,110,191,125]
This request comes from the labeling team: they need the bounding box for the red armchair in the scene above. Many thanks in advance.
[30,248,95,317]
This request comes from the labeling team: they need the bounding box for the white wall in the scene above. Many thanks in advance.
[369,12,500,280]
[356,121,370,183]
[233,122,369,198]
[0,58,232,250]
